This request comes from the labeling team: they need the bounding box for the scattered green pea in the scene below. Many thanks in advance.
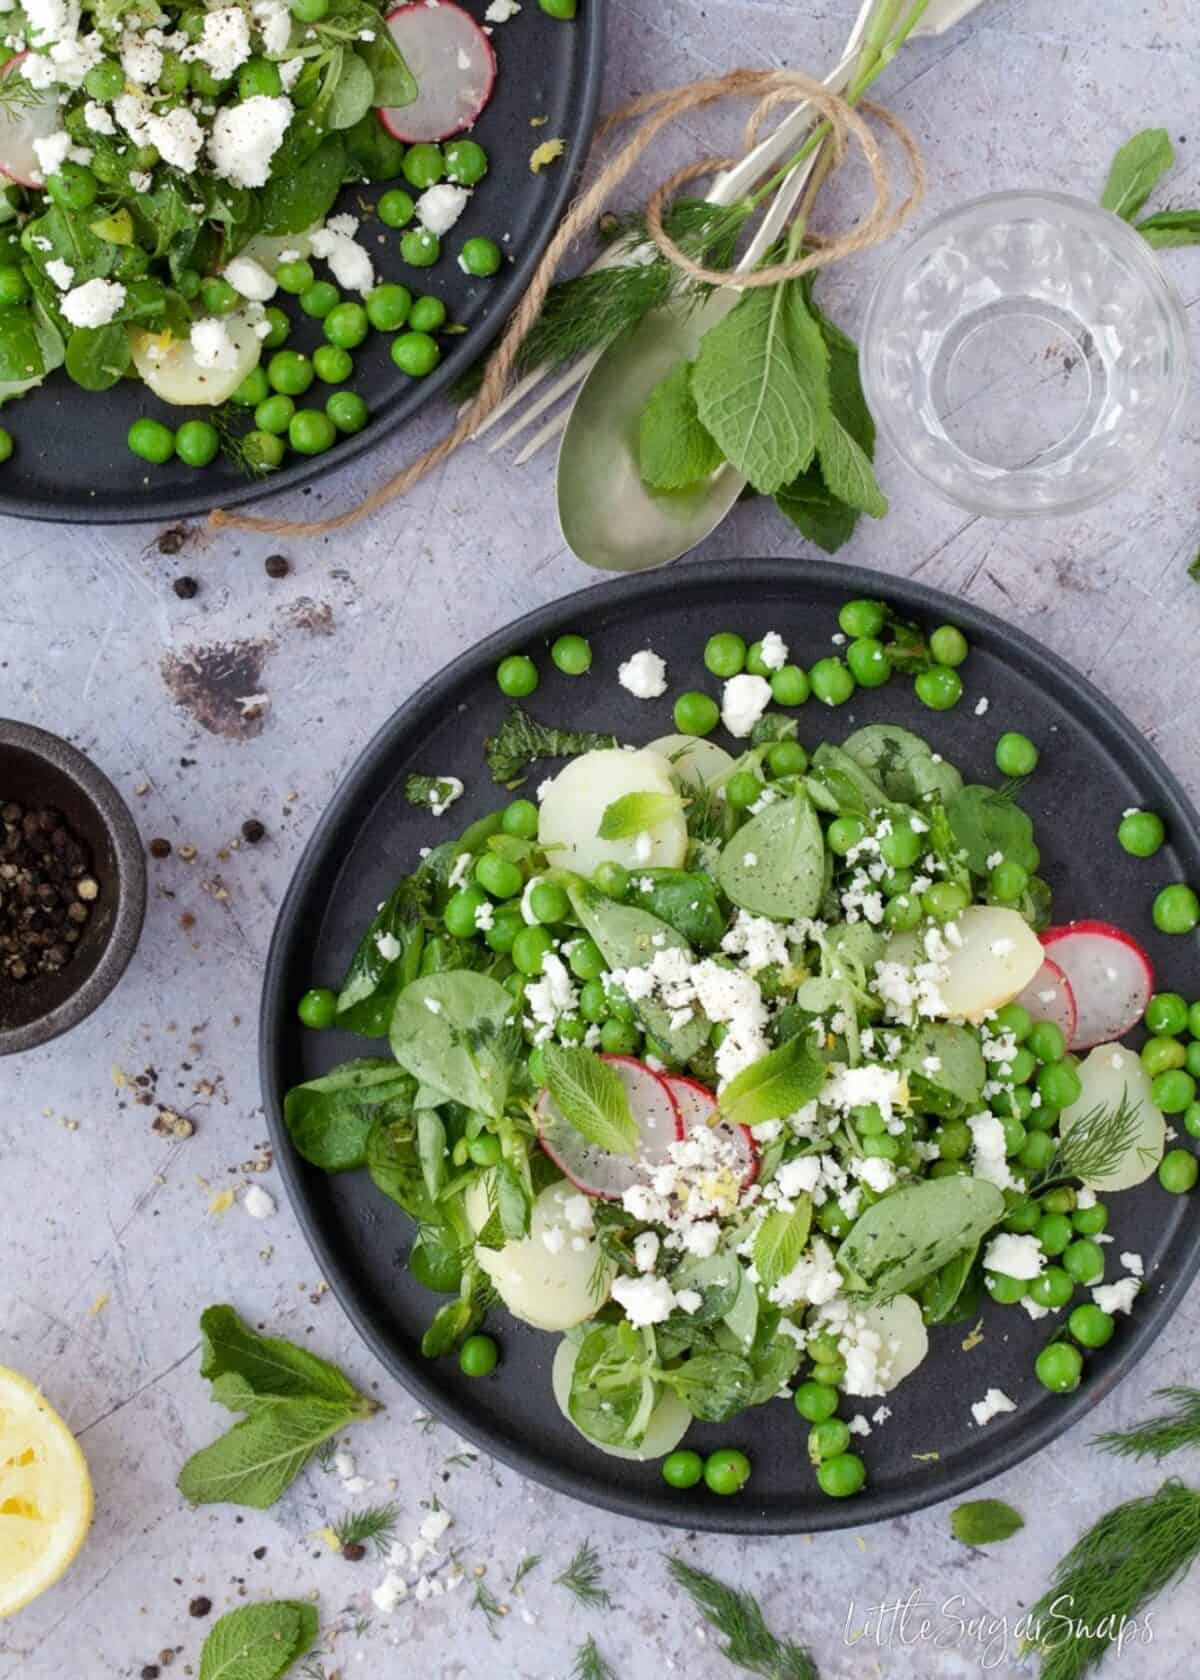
[551,633,592,676]
[497,653,538,697]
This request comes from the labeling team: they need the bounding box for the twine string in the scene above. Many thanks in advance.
[210,68,924,540]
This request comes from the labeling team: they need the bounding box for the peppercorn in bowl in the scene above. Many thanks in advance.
[0,721,145,1054]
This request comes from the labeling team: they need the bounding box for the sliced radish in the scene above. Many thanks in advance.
[665,1074,759,1192]
[379,3,497,143]
[0,58,61,189]
[1059,1043,1165,1191]
[1040,921,1154,1051]
[537,1054,683,1201]
[1014,956,1078,1043]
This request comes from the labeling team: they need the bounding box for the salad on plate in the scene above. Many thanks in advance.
[284,597,1189,1504]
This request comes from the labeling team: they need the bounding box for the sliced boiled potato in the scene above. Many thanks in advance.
[646,732,736,790]
[888,907,1044,1022]
[474,1181,614,1332]
[551,1337,692,1461]
[538,747,688,880]
[862,1294,929,1393]
[1059,1043,1166,1191]
[239,225,318,269]
[130,312,262,407]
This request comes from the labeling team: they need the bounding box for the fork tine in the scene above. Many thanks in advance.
[484,350,606,453]
[511,408,572,466]
[468,361,558,437]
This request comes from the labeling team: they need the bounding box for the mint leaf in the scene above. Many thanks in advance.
[951,1499,1025,1547]
[1137,208,1200,249]
[638,361,725,490]
[720,1036,826,1131]
[597,791,685,840]
[543,1044,639,1156]
[199,1306,359,1405]
[179,1395,366,1508]
[816,413,887,518]
[753,1198,813,1290]
[774,467,859,553]
[198,1600,318,1680]
[1102,128,1174,221]
[691,281,830,494]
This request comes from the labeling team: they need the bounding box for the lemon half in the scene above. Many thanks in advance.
[0,1367,93,1617]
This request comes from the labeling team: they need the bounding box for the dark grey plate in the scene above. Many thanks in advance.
[260,558,1200,1533]
[0,2,604,524]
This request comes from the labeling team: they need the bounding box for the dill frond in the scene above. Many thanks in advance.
[1039,1093,1149,1189]
[331,1500,401,1557]
[666,1557,818,1680]
[211,405,270,482]
[483,703,617,787]
[555,1540,612,1609]
[1094,1388,1200,1462]
[572,1635,619,1680]
[511,1553,542,1590]
[472,1577,508,1640]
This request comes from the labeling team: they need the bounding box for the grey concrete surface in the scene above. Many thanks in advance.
[3,2,1200,1676]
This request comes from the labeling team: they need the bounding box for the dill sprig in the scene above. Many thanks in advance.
[555,1540,612,1610]
[0,75,49,114]
[1037,1093,1149,1189]
[484,703,617,787]
[572,1635,619,1680]
[1188,547,1200,583]
[511,1553,542,1590]
[1024,1480,1200,1680]
[1094,1388,1200,1462]
[666,1558,818,1680]
[211,404,270,482]
[471,1577,507,1640]
[331,1500,400,1558]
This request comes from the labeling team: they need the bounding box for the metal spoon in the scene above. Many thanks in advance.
[556,0,985,572]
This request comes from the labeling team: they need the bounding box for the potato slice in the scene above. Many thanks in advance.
[1059,1043,1166,1191]
[551,1337,692,1460]
[646,732,735,790]
[863,1294,929,1393]
[888,907,1044,1022]
[239,226,318,269]
[474,1181,613,1332]
[538,747,687,879]
[130,312,262,407]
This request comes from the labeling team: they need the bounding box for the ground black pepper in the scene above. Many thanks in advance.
[0,803,95,983]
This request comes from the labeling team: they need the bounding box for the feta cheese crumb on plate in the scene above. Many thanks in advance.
[618,649,668,699]
[970,1388,1016,1427]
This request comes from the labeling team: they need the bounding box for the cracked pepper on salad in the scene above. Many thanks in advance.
[286,599,1185,1503]
[0,0,568,467]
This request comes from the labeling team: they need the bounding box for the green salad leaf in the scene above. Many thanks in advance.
[284,1060,416,1172]
[752,1198,813,1291]
[951,1499,1025,1547]
[390,972,521,1120]
[1102,127,1174,221]
[835,1177,1006,1302]
[718,789,825,919]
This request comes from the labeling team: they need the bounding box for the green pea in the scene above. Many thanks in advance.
[1040,1187,1076,1215]
[703,1448,751,1496]
[322,302,368,349]
[1187,1042,1200,1079]
[484,903,523,954]
[884,892,922,932]
[914,665,963,709]
[810,657,855,706]
[817,1199,852,1236]
[299,280,338,320]
[497,653,538,697]
[467,1134,503,1168]
[793,1381,838,1423]
[1037,1060,1082,1110]
[326,391,368,435]
[127,417,175,464]
[598,1017,639,1056]
[985,1270,1025,1304]
[460,236,502,277]
[0,426,11,464]
[225,366,267,408]
[1151,991,1193,1035]
[239,55,282,97]
[704,631,746,677]
[391,330,441,376]
[1007,1046,1037,1086]
[825,815,864,857]
[808,1418,851,1464]
[198,276,237,316]
[726,770,764,811]
[673,691,719,736]
[1036,1213,1073,1256]
[47,161,97,211]
[528,880,570,923]
[401,228,441,267]
[402,142,445,189]
[994,1002,1032,1042]
[593,861,628,899]
[408,294,447,333]
[459,1334,499,1377]
[288,409,336,456]
[313,344,353,384]
[254,394,295,435]
[1185,1103,1200,1140]
[552,633,592,676]
[297,986,337,1028]
[994,732,1039,777]
[1153,884,1200,935]
[84,58,126,100]
[767,740,807,778]
[1063,1239,1105,1285]
[528,1044,546,1087]
[1026,1020,1065,1065]
[1152,1069,1196,1113]
[929,624,968,667]
[444,885,488,939]
[275,259,314,295]
[1001,1115,1026,1156]
[770,664,809,705]
[476,853,523,900]
[378,189,416,229]
[1018,1130,1057,1173]
[502,798,539,839]
[512,923,554,976]
[923,882,970,920]
[1159,1148,1199,1193]
[990,860,1029,902]
[1142,1035,1187,1076]
[847,636,892,689]
[934,1119,971,1160]
[838,598,885,639]
[1117,809,1164,857]
[261,306,290,348]
[1029,1265,1074,1309]
[1004,1199,1041,1234]
[1069,1304,1115,1348]
[662,1449,703,1489]
[578,978,609,1023]
[244,430,285,471]
[175,420,219,468]
[1035,1341,1083,1393]
[567,936,605,981]
[539,0,577,15]
[816,1452,866,1499]
[1072,1201,1108,1235]
[268,350,314,396]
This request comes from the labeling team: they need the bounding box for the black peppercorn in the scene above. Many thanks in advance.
[172,576,198,599]
[240,819,265,844]
[148,837,172,859]
[341,1542,367,1563]
[264,554,289,578]
[188,1596,212,1618]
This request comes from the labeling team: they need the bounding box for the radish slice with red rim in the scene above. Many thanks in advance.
[1013,956,1078,1043]
[379,3,497,143]
[536,1054,682,1201]
[0,58,60,188]
[665,1074,759,1191]
[1040,920,1154,1051]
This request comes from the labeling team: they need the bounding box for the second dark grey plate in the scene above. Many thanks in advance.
[260,558,1200,1533]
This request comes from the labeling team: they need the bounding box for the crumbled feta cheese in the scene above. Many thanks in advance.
[209,95,293,189]
[675,1288,703,1315]
[967,1111,1015,1191]
[1075,1187,1097,1209]
[485,0,521,18]
[855,1155,896,1194]
[721,909,789,973]
[473,900,494,932]
[561,1193,594,1234]
[44,258,73,290]
[768,1237,842,1309]
[448,851,472,891]
[1092,1278,1140,1315]
[82,100,115,135]
[121,32,162,85]
[190,317,239,370]
[633,1231,659,1273]
[611,1274,678,1327]
[146,104,205,174]
[429,775,463,816]
[188,7,252,80]
[375,931,402,962]
[309,216,376,294]
[420,1507,452,1544]
[983,1232,1045,1280]
[757,630,788,670]
[974,697,989,717]
[617,649,667,699]
[32,129,73,179]
[416,183,472,236]
[61,277,126,328]
[541,1224,564,1254]
[524,952,577,1043]
[680,1220,719,1258]
[243,1185,275,1219]
[1120,1251,1143,1277]
[253,0,292,54]
[224,254,277,302]
[971,1387,1016,1426]
[848,1414,871,1436]
[721,673,772,738]
[372,1572,409,1612]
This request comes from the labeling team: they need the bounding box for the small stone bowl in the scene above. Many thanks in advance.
[0,721,146,1056]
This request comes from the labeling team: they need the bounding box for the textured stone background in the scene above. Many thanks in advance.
[3,2,1200,1676]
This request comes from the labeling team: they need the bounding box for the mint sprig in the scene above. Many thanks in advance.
[198,1600,318,1680]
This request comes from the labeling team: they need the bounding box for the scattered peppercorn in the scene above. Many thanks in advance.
[188,1596,212,1619]
[264,554,290,578]
[341,1541,367,1563]
[148,837,171,859]
[172,576,198,599]
[240,819,266,844]
[0,802,96,984]
[252,1545,267,1560]
[140,1667,160,1679]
